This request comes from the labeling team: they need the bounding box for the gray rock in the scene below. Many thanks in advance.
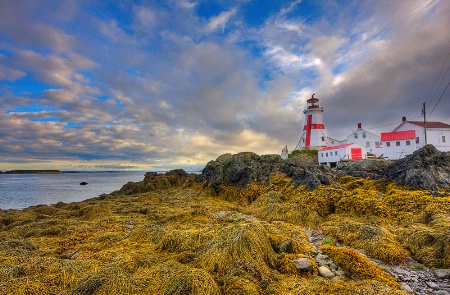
[337,159,390,179]
[433,291,450,295]
[195,152,336,191]
[427,281,440,289]
[383,145,450,191]
[195,152,283,190]
[335,269,346,276]
[318,266,335,279]
[329,262,338,271]
[293,258,313,272]
[433,269,450,279]
[315,253,332,266]
[400,282,414,293]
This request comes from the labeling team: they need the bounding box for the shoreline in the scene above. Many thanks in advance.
[0,170,63,174]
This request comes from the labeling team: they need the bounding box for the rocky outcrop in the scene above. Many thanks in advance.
[337,159,391,179]
[195,152,335,190]
[195,152,283,190]
[112,169,196,195]
[383,145,450,191]
[280,156,335,188]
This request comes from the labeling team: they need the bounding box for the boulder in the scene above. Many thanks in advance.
[383,145,450,191]
[318,266,335,278]
[195,152,283,191]
[337,159,390,179]
[280,156,335,189]
[195,152,335,191]
[433,269,450,279]
[293,257,313,272]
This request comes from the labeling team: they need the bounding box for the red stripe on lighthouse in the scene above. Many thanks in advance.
[305,114,312,147]
[303,124,324,130]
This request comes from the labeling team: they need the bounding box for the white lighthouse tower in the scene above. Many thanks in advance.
[295,94,329,150]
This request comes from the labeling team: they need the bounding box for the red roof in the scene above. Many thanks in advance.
[321,143,352,151]
[381,130,416,141]
[307,97,319,102]
[406,121,450,129]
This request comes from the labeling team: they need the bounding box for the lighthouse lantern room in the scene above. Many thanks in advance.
[296,94,329,150]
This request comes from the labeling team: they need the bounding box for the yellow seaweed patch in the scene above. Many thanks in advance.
[320,245,399,288]
[163,267,220,295]
[322,216,408,264]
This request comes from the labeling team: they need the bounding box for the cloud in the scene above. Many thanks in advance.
[0,64,26,81]
[207,8,238,32]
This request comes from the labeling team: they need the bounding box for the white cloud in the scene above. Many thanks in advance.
[207,8,237,32]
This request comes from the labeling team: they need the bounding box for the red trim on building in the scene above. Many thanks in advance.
[321,143,352,151]
[381,130,416,141]
[305,115,312,147]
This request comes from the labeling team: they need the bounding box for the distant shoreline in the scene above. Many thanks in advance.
[0,170,62,174]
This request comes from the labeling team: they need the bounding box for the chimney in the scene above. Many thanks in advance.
[402,116,406,122]
[358,123,362,129]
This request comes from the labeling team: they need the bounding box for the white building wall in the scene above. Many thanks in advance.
[394,123,450,152]
[318,144,367,165]
[346,128,380,153]
[377,139,417,160]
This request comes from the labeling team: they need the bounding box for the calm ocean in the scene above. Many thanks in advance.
[0,172,146,210]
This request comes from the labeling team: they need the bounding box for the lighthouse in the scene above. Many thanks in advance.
[296,94,329,150]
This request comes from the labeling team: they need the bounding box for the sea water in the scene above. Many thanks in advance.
[0,172,146,210]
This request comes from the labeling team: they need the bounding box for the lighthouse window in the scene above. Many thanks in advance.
[321,136,325,142]
[362,132,366,138]
[354,133,358,139]
[366,142,370,147]
[396,141,400,146]
[416,137,419,144]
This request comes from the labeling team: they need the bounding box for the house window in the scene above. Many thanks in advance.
[396,141,400,146]
[443,136,446,143]
[375,141,381,148]
[321,153,323,157]
[335,151,338,156]
[354,133,358,139]
[366,142,370,147]
[406,140,410,145]
[362,132,366,138]
[326,152,328,157]
[386,142,391,147]
[303,139,305,142]
[416,137,419,144]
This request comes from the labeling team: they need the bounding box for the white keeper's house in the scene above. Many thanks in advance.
[346,123,381,154]
[376,130,417,159]
[392,117,450,152]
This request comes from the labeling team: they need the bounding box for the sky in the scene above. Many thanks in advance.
[0,0,449,171]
